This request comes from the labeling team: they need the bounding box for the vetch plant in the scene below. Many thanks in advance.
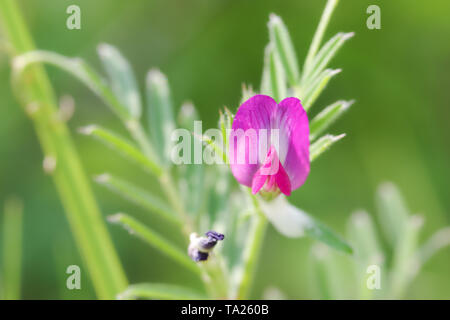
[3,0,357,299]
[310,183,450,300]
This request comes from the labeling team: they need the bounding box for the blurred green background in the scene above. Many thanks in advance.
[1,0,450,299]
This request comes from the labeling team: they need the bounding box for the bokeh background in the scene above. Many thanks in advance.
[1,0,450,299]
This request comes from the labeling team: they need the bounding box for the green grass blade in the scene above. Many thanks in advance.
[79,125,162,177]
[303,0,339,74]
[146,69,176,166]
[268,14,300,86]
[310,100,354,140]
[95,173,180,225]
[108,213,201,276]
[310,133,345,161]
[0,0,128,299]
[97,43,142,119]
[118,283,207,300]
[2,196,23,300]
[303,68,341,110]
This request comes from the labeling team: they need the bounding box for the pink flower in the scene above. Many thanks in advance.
[229,95,310,196]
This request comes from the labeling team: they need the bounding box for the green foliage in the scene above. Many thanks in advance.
[146,69,176,165]
[118,283,207,300]
[1,197,23,300]
[108,213,201,276]
[98,43,142,119]
[0,0,128,299]
[310,134,346,161]
[5,0,357,300]
[95,174,180,225]
[311,183,450,299]
[79,125,162,177]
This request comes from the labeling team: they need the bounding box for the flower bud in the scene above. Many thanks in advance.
[188,230,225,262]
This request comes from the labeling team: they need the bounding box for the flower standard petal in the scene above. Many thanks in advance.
[229,95,277,187]
[275,97,310,191]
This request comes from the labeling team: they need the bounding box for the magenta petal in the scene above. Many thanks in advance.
[275,97,310,190]
[251,170,267,194]
[275,163,291,196]
[229,95,277,187]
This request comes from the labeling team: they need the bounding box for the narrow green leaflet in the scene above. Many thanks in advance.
[260,44,272,95]
[13,50,131,121]
[177,102,204,217]
[303,0,339,73]
[389,215,423,299]
[348,211,382,263]
[192,132,226,164]
[302,68,341,110]
[305,219,353,254]
[108,213,201,276]
[259,196,352,254]
[310,134,345,161]
[347,211,384,299]
[310,100,354,140]
[268,44,287,102]
[310,244,346,299]
[118,283,207,300]
[177,101,198,132]
[417,227,450,266]
[146,69,176,166]
[375,182,410,246]
[95,173,180,225]
[79,125,162,176]
[268,14,300,86]
[302,32,354,85]
[98,43,142,119]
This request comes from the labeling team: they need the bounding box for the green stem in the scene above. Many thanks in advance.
[236,193,268,299]
[127,120,193,236]
[160,171,193,236]
[0,0,127,299]
[2,196,23,300]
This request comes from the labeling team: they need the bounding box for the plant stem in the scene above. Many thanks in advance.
[2,196,23,300]
[0,0,127,299]
[127,120,193,236]
[236,194,268,299]
[160,171,193,236]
